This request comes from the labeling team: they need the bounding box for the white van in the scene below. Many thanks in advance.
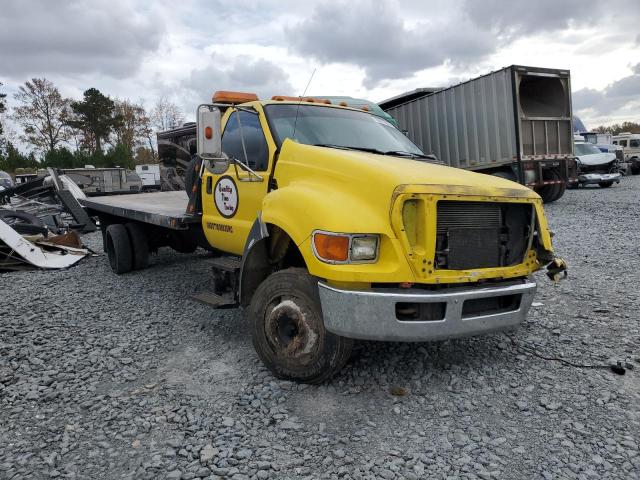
[612,133,640,175]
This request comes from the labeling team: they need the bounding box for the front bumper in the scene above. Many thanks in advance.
[578,172,621,185]
[318,279,537,342]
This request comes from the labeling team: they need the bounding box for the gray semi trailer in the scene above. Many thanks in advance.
[380,65,577,202]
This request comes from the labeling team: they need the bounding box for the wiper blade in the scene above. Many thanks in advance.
[312,144,386,155]
[384,150,430,158]
[312,144,436,160]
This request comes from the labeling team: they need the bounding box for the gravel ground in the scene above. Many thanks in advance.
[1,176,639,480]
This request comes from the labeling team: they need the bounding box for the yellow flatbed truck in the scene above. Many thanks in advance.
[81,91,566,383]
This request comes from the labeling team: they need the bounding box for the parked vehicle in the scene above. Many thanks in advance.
[380,65,578,203]
[157,123,196,191]
[612,133,640,175]
[61,167,142,196]
[81,91,566,383]
[0,171,14,191]
[135,164,162,191]
[573,142,622,188]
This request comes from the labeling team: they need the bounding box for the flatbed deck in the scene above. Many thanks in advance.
[80,191,199,230]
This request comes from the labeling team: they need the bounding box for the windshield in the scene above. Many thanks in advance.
[574,143,601,156]
[265,104,424,156]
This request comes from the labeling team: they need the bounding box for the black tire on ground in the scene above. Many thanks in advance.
[125,222,149,270]
[536,169,566,203]
[630,161,640,175]
[598,181,613,188]
[491,170,517,182]
[105,224,133,274]
[184,156,199,195]
[249,268,353,384]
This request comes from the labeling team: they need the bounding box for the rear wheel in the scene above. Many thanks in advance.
[105,224,132,274]
[536,169,566,203]
[125,222,149,270]
[249,268,353,384]
[598,181,613,188]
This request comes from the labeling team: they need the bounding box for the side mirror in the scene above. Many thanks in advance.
[197,105,229,172]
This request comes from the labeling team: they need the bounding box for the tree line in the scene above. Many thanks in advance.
[0,78,185,173]
[593,122,640,135]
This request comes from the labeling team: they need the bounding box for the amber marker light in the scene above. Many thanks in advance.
[204,126,213,140]
[313,233,350,263]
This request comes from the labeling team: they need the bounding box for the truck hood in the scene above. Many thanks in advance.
[577,152,616,167]
[275,140,538,199]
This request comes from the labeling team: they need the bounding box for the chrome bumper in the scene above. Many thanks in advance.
[318,279,537,342]
[578,172,621,185]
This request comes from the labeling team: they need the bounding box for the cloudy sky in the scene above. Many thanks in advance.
[1,0,639,137]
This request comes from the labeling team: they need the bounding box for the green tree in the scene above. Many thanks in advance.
[68,88,121,154]
[11,78,71,154]
[112,99,152,158]
[594,121,640,135]
[43,147,76,168]
[0,142,38,172]
[104,143,134,169]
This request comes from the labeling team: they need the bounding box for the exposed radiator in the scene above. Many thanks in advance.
[435,201,530,270]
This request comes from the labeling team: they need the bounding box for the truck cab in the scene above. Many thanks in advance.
[192,91,564,382]
[85,90,566,383]
[612,133,640,175]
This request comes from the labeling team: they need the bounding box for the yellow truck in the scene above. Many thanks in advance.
[81,91,566,383]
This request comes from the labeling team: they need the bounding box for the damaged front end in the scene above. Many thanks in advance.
[391,184,566,286]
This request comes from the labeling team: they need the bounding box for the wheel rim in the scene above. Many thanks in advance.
[264,296,321,364]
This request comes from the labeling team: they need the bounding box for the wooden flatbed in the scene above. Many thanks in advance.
[80,191,199,230]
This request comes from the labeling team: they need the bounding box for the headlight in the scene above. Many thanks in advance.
[350,236,378,261]
[312,231,379,264]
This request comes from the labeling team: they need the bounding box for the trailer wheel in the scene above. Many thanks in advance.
[105,224,133,274]
[598,181,613,188]
[249,268,353,384]
[125,222,149,270]
[536,169,565,203]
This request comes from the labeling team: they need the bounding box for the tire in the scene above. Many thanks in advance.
[248,268,353,384]
[0,210,47,236]
[491,170,517,182]
[184,156,198,195]
[630,161,640,175]
[105,224,133,274]
[598,181,613,188]
[536,169,566,203]
[125,222,149,270]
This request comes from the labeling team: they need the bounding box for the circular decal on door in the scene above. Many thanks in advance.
[214,176,239,218]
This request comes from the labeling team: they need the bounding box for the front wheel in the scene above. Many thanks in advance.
[248,268,353,384]
[598,181,613,188]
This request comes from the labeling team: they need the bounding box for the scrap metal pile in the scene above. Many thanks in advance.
[0,168,96,271]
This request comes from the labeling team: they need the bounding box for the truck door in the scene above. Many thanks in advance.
[201,108,273,255]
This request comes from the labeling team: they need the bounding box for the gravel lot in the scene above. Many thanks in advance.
[1,176,639,480]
